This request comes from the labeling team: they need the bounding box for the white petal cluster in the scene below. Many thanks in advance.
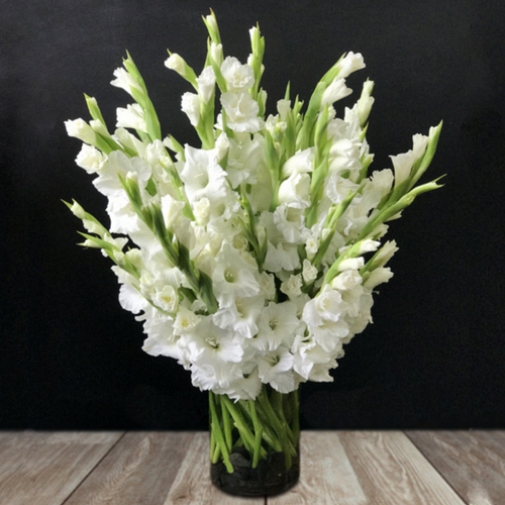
[66,14,442,401]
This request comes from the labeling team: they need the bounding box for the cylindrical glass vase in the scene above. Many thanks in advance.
[209,385,300,497]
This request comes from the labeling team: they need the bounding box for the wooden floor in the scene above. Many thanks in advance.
[0,431,504,504]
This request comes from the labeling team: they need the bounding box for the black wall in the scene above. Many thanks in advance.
[1,0,504,430]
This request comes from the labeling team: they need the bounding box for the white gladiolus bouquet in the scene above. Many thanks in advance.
[65,11,442,403]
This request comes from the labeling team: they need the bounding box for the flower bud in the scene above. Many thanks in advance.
[338,257,364,271]
[364,267,394,289]
[358,239,380,254]
[209,42,224,67]
[196,66,216,103]
[321,78,352,107]
[65,119,96,145]
[164,53,185,74]
[181,92,201,126]
[75,144,106,174]
[302,259,318,283]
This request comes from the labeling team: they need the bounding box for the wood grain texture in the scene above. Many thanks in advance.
[271,431,466,505]
[164,432,264,505]
[0,431,123,505]
[269,431,368,505]
[407,431,505,505]
[63,431,193,505]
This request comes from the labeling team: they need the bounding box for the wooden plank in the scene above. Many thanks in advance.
[407,430,505,505]
[0,431,123,505]
[270,431,466,505]
[165,432,264,505]
[64,431,194,505]
[269,431,367,505]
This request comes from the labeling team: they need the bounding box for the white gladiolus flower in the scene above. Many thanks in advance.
[111,67,143,96]
[412,133,429,159]
[196,66,216,103]
[332,270,362,291]
[338,51,366,79]
[173,306,201,336]
[185,318,245,390]
[303,286,346,327]
[181,92,201,126]
[75,144,106,173]
[390,151,415,187]
[369,169,394,199]
[152,284,179,313]
[278,173,311,208]
[280,274,303,300]
[221,56,255,91]
[292,336,339,382]
[65,119,96,145]
[254,301,300,352]
[116,104,147,132]
[273,205,308,244]
[180,146,228,203]
[114,127,146,157]
[325,173,359,204]
[118,282,149,314]
[258,347,296,394]
[302,259,318,284]
[391,134,429,187]
[186,317,244,364]
[193,197,211,225]
[213,296,263,339]
[259,272,276,300]
[282,148,314,177]
[93,151,152,197]
[322,78,353,107]
[226,135,264,188]
[220,92,263,133]
[214,133,229,161]
[212,242,260,305]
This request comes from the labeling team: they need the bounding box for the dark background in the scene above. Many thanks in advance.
[1,0,504,430]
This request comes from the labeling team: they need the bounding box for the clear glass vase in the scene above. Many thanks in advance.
[209,384,300,497]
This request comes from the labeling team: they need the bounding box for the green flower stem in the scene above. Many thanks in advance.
[271,389,297,446]
[258,389,295,448]
[249,402,263,468]
[212,443,221,463]
[221,399,233,452]
[257,389,297,467]
[220,395,260,457]
[210,386,300,473]
[238,401,282,452]
[209,392,233,472]
[292,390,300,443]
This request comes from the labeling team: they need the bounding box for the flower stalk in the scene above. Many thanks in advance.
[209,385,299,472]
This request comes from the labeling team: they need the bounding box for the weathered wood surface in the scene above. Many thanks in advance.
[64,432,194,505]
[407,431,505,505]
[0,431,502,505]
[270,431,466,505]
[0,431,123,505]
[164,432,263,505]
